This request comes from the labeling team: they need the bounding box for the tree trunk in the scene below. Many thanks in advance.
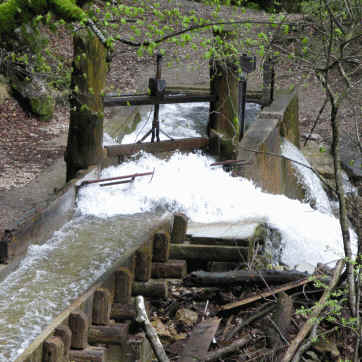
[65,29,107,181]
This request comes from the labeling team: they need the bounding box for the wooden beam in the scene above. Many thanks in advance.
[104,93,215,107]
[105,137,209,158]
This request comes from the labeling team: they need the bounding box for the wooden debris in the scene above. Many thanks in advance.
[136,295,170,362]
[205,336,251,362]
[281,259,344,362]
[221,277,311,311]
[179,318,220,362]
[184,269,308,287]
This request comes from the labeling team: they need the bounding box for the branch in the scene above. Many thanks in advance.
[135,296,169,362]
[116,19,302,47]
[281,259,345,362]
[304,97,328,147]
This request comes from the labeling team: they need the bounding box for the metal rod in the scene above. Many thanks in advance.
[210,159,250,167]
[238,75,247,141]
[80,171,154,187]
[100,179,135,187]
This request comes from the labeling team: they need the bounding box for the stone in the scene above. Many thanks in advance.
[10,75,55,121]
[175,308,198,327]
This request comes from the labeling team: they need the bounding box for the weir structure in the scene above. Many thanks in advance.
[0,26,302,362]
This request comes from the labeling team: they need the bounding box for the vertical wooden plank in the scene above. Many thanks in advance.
[69,310,88,349]
[152,231,170,262]
[114,267,133,303]
[171,214,188,244]
[93,288,112,325]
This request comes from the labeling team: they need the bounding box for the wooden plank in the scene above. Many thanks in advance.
[105,137,208,157]
[104,93,215,106]
[221,277,311,311]
[179,318,220,362]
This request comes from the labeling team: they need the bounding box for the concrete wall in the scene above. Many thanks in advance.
[235,89,304,200]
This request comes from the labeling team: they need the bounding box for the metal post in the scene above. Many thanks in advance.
[238,75,247,141]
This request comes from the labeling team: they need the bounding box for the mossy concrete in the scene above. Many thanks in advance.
[235,89,304,200]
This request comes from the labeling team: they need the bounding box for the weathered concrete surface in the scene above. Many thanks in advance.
[235,89,304,199]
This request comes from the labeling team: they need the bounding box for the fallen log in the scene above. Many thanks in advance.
[69,346,106,361]
[133,279,168,299]
[111,303,137,321]
[281,259,345,362]
[184,269,308,287]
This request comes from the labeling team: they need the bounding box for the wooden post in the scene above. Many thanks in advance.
[171,213,188,244]
[135,241,153,282]
[208,26,242,159]
[43,336,64,362]
[69,310,89,350]
[114,267,133,304]
[65,29,108,181]
[54,325,72,359]
[92,288,112,325]
[153,231,170,262]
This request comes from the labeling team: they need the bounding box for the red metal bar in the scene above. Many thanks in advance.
[100,179,135,187]
[80,171,154,187]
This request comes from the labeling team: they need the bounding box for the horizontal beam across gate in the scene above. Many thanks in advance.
[103,93,215,107]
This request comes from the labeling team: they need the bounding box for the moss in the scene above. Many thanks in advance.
[0,0,86,36]
[30,94,55,121]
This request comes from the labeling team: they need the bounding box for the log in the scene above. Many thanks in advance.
[183,269,308,287]
[171,213,188,244]
[282,259,345,362]
[135,241,153,282]
[152,260,187,279]
[208,261,238,272]
[92,288,111,325]
[88,323,129,345]
[133,279,168,299]
[43,336,64,362]
[54,325,71,358]
[153,231,170,262]
[111,303,137,321]
[136,296,170,362]
[69,310,89,350]
[188,236,250,247]
[114,267,133,304]
[69,346,106,361]
[171,244,248,262]
[105,137,208,158]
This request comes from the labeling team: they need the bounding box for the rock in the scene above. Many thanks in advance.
[340,136,362,182]
[175,308,198,328]
[10,74,55,121]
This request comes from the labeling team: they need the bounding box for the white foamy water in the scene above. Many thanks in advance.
[78,151,356,273]
[281,139,333,214]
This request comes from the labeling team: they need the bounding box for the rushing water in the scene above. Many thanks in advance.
[0,102,356,360]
